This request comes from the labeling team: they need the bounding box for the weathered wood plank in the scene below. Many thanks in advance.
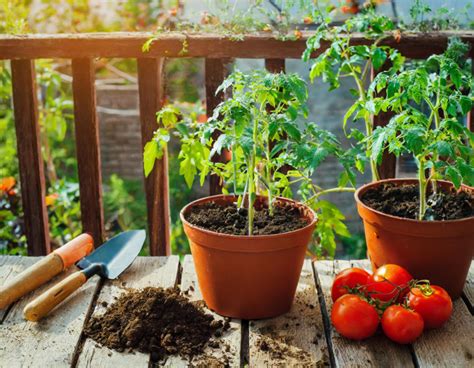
[0,31,473,59]
[11,60,50,256]
[76,256,180,368]
[137,58,170,256]
[249,260,330,367]
[0,257,38,321]
[463,263,474,310]
[72,58,105,246]
[413,298,473,367]
[315,260,413,367]
[164,255,241,367]
[205,58,231,195]
[0,259,100,367]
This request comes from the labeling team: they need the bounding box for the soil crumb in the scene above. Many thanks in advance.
[361,183,474,220]
[184,201,309,235]
[84,287,230,364]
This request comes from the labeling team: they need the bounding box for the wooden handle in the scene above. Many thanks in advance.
[0,253,64,309]
[23,271,87,322]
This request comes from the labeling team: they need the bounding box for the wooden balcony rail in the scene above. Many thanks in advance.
[2,31,473,256]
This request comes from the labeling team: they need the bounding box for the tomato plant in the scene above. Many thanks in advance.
[331,267,371,302]
[365,264,413,302]
[370,37,473,220]
[144,70,359,257]
[303,5,403,182]
[408,284,453,329]
[331,294,379,340]
[381,305,424,344]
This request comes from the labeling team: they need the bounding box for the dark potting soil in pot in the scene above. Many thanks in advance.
[361,183,474,220]
[83,287,232,364]
[184,201,309,235]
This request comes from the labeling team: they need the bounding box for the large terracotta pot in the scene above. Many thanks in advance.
[355,178,474,299]
[180,194,317,319]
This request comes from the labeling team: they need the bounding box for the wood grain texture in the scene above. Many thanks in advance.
[0,258,99,367]
[0,31,473,59]
[23,270,87,322]
[315,260,414,367]
[371,65,396,179]
[11,59,50,256]
[137,58,170,256]
[413,298,473,367]
[76,256,180,368]
[205,58,232,195]
[0,257,38,321]
[249,260,330,367]
[463,263,473,310]
[72,58,105,246]
[163,255,241,367]
[0,253,63,309]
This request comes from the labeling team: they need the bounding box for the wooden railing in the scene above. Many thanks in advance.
[1,31,473,256]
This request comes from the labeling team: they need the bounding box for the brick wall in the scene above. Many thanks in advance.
[97,84,143,179]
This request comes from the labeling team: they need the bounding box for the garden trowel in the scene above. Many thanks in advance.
[23,229,146,322]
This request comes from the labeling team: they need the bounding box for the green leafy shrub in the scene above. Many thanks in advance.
[370,38,473,219]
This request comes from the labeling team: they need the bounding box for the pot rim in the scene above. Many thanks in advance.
[355,178,474,224]
[180,194,317,239]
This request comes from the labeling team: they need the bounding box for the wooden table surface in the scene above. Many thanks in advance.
[0,256,472,367]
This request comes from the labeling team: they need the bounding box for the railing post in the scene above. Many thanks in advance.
[371,65,397,179]
[11,59,51,256]
[137,57,170,256]
[205,58,232,195]
[72,58,105,247]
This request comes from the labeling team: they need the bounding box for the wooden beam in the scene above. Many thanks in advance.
[71,58,105,247]
[11,60,51,256]
[0,31,473,60]
[137,58,170,256]
[205,58,232,195]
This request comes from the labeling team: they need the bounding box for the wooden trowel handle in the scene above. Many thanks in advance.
[0,233,93,310]
[0,253,64,309]
[23,271,87,322]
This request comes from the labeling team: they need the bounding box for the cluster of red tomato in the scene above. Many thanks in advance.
[330,264,453,344]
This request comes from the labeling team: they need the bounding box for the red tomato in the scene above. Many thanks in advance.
[381,305,424,344]
[331,294,379,340]
[365,264,413,302]
[331,268,371,302]
[407,285,452,329]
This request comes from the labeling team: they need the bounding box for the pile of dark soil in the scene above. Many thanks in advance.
[184,201,309,235]
[84,287,230,363]
[361,183,474,220]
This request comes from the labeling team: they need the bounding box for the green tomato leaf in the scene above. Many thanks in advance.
[143,140,158,177]
[372,47,387,70]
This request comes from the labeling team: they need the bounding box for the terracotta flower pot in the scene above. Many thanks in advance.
[180,194,317,319]
[355,178,474,299]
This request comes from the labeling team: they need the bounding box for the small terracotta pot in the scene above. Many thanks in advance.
[355,178,474,299]
[180,195,317,319]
